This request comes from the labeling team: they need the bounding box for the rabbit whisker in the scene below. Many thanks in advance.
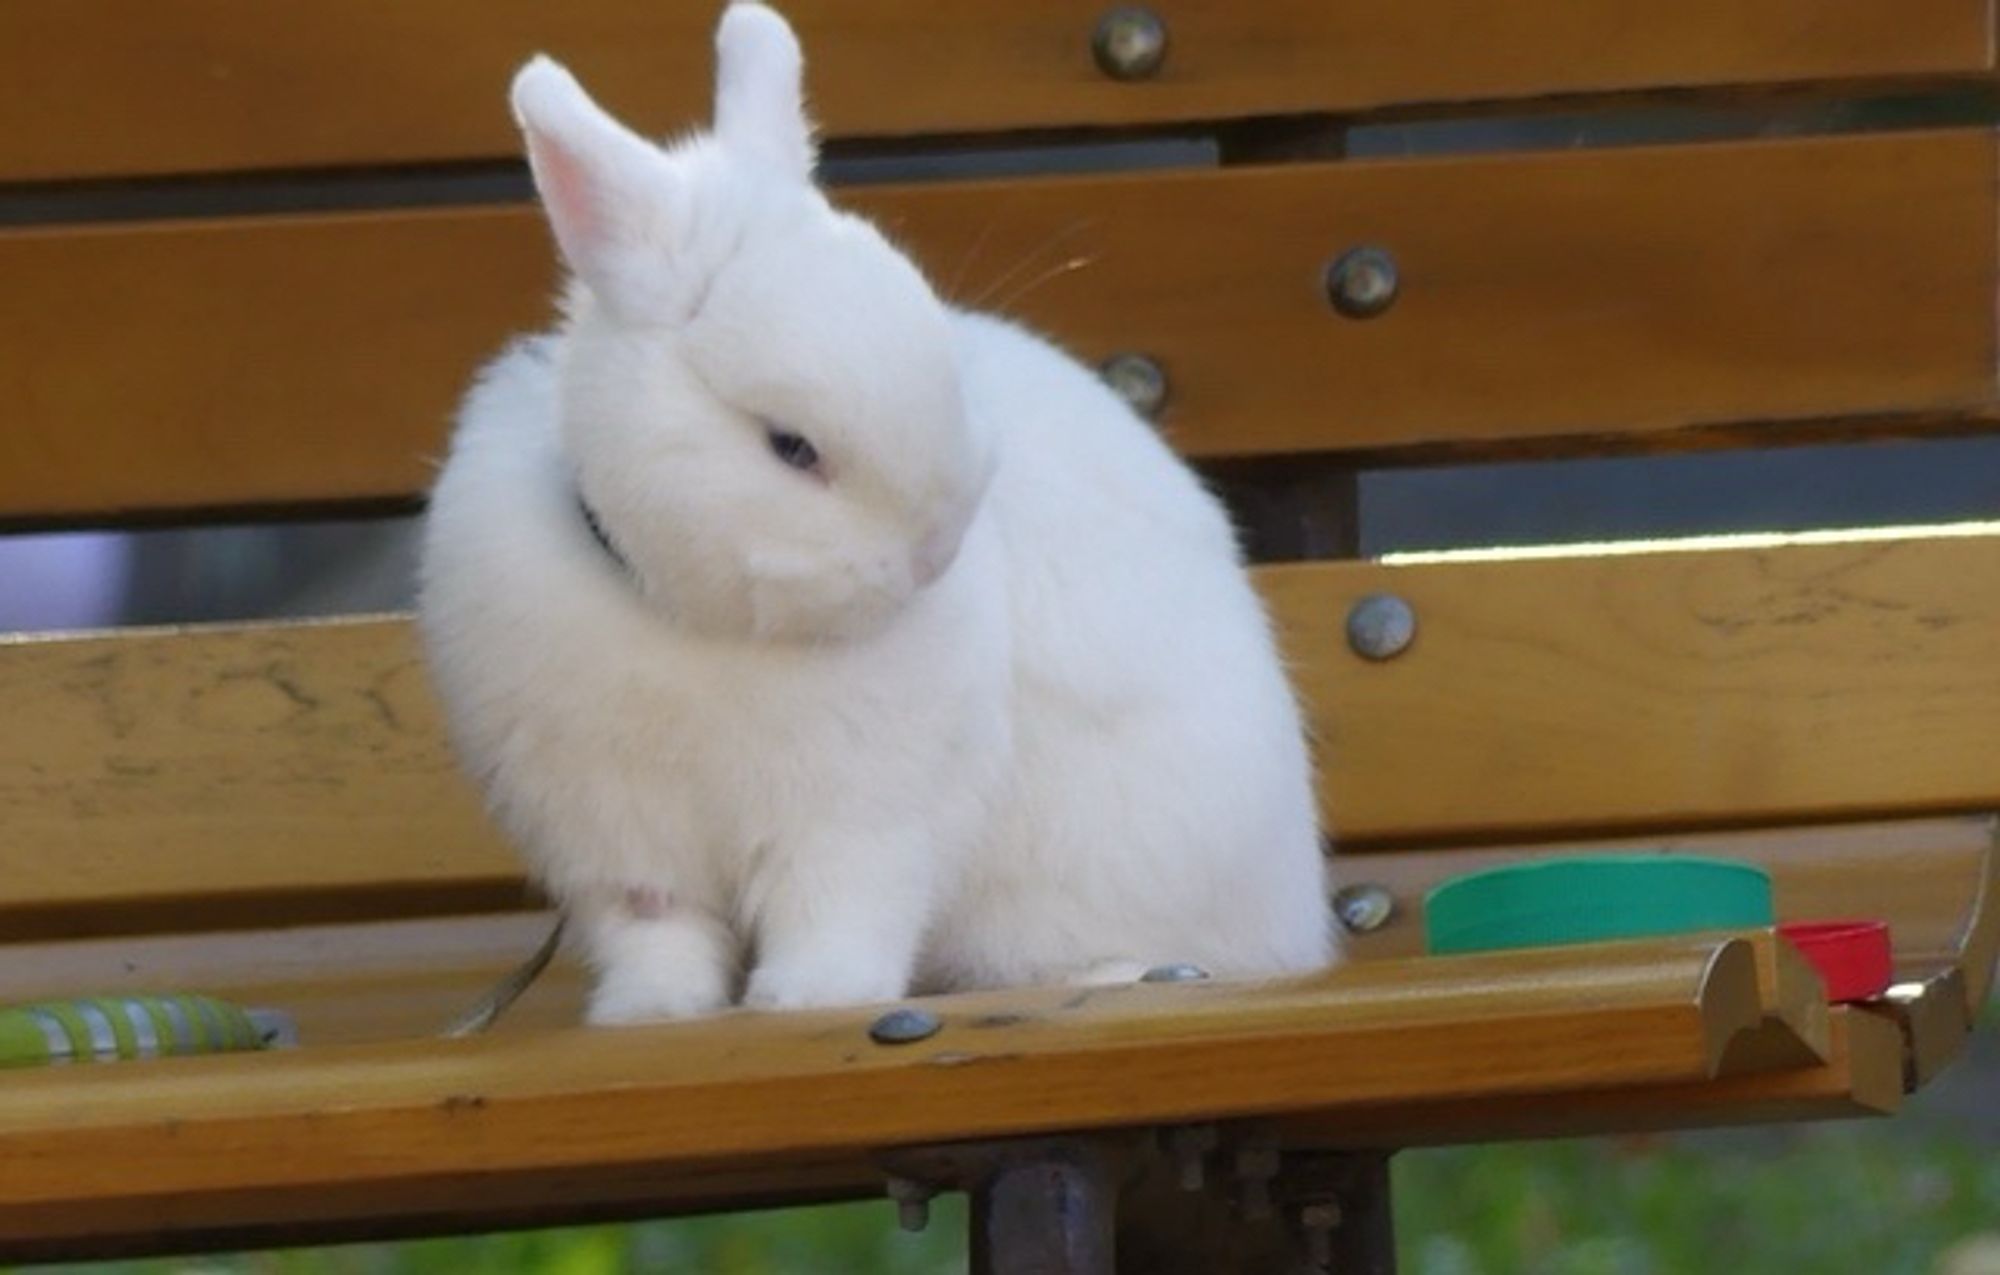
[991,254,1098,318]
[964,218,1094,312]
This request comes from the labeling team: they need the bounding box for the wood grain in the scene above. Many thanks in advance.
[0,618,520,937]
[1278,529,2000,843]
[1289,1007,1904,1150]
[4,130,1995,522]
[0,936,1781,1254]
[2,0,1989,182]
[5,530,1997,939]
[0,209,554,523]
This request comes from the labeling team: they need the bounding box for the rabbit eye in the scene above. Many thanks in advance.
[765,427,821,474]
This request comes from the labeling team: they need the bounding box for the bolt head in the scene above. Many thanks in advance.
[869,1007,941,1045]
[1099,352,1169,420]
[1346,593,1416,661]
[1333,883,1397,935]
[887,1177,935,1232]
[1092,6,1169,80]
[1325,245,1400,320]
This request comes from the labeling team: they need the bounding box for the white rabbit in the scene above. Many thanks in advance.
[418,1,1335,1025]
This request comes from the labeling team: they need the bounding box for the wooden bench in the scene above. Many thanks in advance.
[3,2,1996,1270]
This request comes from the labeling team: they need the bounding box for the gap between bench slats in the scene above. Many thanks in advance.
[2,129,1995,523]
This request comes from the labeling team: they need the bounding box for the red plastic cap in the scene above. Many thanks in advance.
[1777,920,1894,1003]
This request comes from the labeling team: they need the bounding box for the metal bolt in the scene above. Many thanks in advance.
[1099,352,1169,420]
[1345,593,1416,661]
[887,1176,936,1232]
[1092,6,1169,81]
[869,1007,941,1045]
[1333,883,1396,935]
[1140,962,1211,983]
[1167,1124,1220,1191]
[1299,1201,1343,1269]
[1325,245,1400,320]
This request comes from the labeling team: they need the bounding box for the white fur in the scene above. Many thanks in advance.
[418,2,1336,1024]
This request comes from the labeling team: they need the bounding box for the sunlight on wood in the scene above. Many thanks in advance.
[1379,520,2000,566]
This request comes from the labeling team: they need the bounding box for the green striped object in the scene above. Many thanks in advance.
[0,994,295,1068]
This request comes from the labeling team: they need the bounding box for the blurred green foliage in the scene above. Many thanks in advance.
[1398,1126,2000,1274]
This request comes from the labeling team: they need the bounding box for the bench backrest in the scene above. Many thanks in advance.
[3,2,1995,1024]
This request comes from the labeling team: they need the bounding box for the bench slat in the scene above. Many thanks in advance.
[0,936,1788,1257]
[4,130,1994,523]
[4,531,1997,937]
[1290,527,2000,844]
[3,1,1988,182]
[0,617,516,938]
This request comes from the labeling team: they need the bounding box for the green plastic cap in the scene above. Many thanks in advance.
[1424,855,1774,956]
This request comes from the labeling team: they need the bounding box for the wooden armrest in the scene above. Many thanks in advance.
[0,933,1798,1258]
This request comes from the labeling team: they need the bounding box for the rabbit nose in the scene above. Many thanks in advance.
[912,524,961,588]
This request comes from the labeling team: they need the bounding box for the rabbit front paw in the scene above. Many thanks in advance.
[582,897,736,1025]
[741,949,909,1012]
[587,960,732,1025]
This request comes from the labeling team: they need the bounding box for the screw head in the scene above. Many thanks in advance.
[1333,883,1396,935]
[1346,593,1416,661]
[1325,245,1400,320]
[1092,6,1169,81]
[869,1007,941,1045]
[1140,962,1211,983]
[1099,352,1169,420]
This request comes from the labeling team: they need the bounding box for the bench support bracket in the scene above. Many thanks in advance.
[883,1126,1398,1274]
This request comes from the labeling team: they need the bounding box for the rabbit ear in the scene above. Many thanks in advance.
[713,3,816,180]
[512,56,680,306]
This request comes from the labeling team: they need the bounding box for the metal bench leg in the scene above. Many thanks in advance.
[885,1135,1127,1275]
[1325,1151,1397,1275]
[971,1141,1119,1275]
